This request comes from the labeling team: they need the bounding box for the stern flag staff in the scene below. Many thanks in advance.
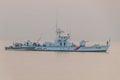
[107,39,111,46]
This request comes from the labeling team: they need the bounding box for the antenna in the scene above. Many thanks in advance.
[56,9,58,32]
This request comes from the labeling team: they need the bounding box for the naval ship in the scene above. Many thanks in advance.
[5,27,110,52]
[34,28,110,52]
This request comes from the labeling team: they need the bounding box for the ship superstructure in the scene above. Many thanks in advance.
[35,28,77,51]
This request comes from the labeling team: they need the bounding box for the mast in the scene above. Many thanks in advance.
[55,10,65,42]
[56,9,58,32]
[55,9,59,42]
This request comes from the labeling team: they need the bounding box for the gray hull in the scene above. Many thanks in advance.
[5,47,36,51]
[34,45,109,52]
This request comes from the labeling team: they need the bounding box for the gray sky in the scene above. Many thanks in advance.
[0,0,120,41]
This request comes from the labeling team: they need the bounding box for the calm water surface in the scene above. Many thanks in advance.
[0,41,120,80]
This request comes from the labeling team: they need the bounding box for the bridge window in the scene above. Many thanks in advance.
[60,43,62,46]
[64,43,66,46]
